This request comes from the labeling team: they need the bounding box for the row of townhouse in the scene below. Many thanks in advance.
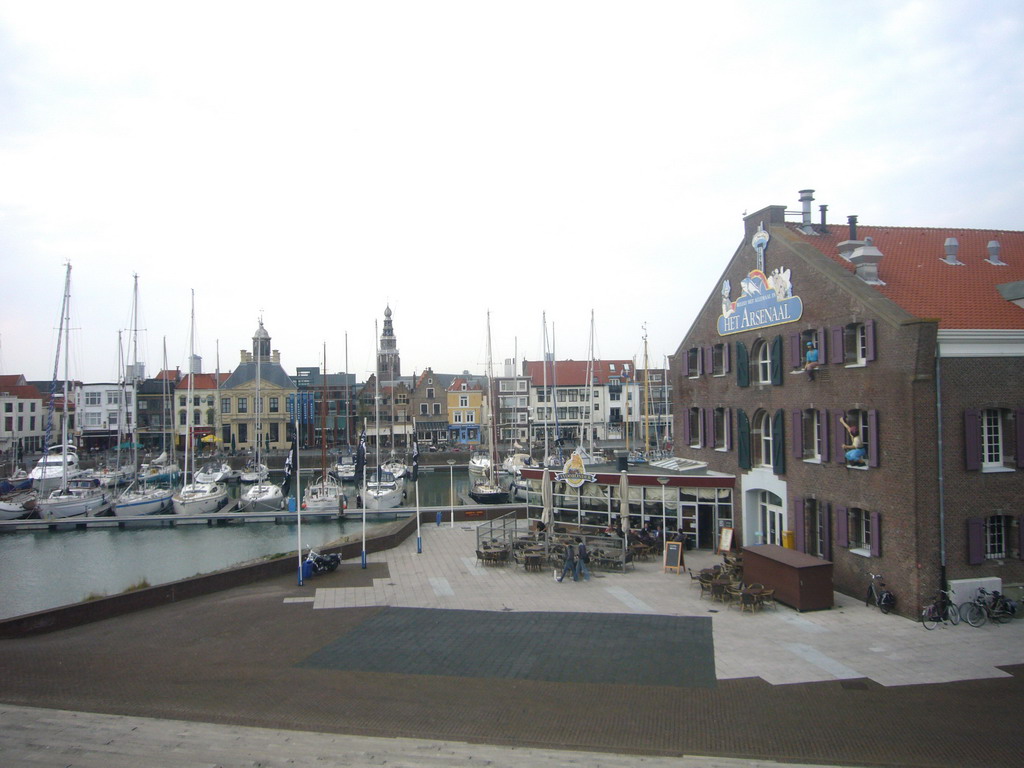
[671,189,1024,616]
[5,316,674,464]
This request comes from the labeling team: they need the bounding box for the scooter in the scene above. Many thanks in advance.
[305,548,341,575]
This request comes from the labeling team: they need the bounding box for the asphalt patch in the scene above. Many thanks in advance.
[298,607,716,687]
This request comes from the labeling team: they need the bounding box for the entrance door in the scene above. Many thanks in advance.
[758,490,785,545]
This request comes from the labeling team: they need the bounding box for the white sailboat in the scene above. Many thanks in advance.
[302,345,345,514]
[172,292,228,516]
[115,275,173,517]
[138,339,182,485]
[28,444,83,493]
[37,263,110,518]
[361,325,404,512]
[239,317,283,512]
[469,311,509,505]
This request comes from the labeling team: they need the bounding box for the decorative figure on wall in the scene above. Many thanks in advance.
[840,416,866,466]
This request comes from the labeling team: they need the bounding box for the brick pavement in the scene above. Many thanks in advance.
[1,520,1022,767]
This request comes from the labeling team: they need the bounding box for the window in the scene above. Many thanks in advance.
[269,423,279,442]
[269,397,279,413]
[752,410,772,467]
[221,397,231,414]
[713,407,728,450]
[454,412,463,424]
[84,412,101,427]
[179,410,186,426]
[801,409,821,461]
[426,387,435,399]
[178,395,187,408]
[237,397,248,414]
[688,407,702,448]
[712,343,727,376]
[192,410,200,426]
[459,395,468,408]
[985,515,1013,560]
[751,340,772,384]
[834,409,878,468]
[106,391,121,405]
[85,392,101,406]
[466,411,475,423]
[967,407,1019,472]
[420,403,428,415]
[686,347,700,377]
[848,508,872,554]
[806,499,824,558]
[433,403,441,415]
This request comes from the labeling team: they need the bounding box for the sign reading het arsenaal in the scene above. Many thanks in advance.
[717,222,803,336]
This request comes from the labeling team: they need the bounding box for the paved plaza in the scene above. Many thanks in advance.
[1,519,1022,767]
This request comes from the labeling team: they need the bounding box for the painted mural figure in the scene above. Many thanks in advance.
[840,416,866,466]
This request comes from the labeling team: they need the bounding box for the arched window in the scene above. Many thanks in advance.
[755,341,772,384]
[752,409,772,467]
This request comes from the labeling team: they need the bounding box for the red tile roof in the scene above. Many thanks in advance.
[179,373,230,390]
[787,224,1024,330]
[523,359,638,385]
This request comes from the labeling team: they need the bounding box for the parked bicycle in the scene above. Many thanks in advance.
[921,588,960,629]
[865,572,895,614]
[960,587,1014,627]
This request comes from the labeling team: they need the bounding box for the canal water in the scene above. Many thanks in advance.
[0,467,481,620]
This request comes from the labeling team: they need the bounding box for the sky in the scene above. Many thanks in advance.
[1,1,1022,385]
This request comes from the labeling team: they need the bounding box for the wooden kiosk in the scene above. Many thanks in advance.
[741,544,833,612]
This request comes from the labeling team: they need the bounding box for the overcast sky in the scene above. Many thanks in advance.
[1,1,1022,385]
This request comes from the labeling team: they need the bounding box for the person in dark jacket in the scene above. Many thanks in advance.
[556,542,576,582]
[574,536,591,582]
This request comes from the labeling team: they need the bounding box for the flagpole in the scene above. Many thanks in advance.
[295,411,303,586]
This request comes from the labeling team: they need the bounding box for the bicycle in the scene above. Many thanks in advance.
[960,587,1013,627]
[865,572,895,614]
[921,588,960,629]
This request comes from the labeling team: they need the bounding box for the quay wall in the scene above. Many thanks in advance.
[0,504,527,639]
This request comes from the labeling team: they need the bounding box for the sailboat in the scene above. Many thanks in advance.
[196,342,237,483]
[138,341,181,485]
[302,345,345,514]
[172,292,228,515]
[37,263,110,518]
[469,311,509,505]
[361,325,404,512]
[239,317,283,512]
[115,275,173,516]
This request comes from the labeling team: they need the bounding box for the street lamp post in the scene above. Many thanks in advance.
[447,459,455,528]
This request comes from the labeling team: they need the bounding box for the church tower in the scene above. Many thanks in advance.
[252,318,271,362]
[377,305,401,384]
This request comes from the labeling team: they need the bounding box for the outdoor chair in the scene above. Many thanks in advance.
[741,591,759,614]
[698,575,713,600]
[759,588,777,610]
[726,585,743,609]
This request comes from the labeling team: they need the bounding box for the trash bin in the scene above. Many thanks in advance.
[301,561,313,580]
[781,530,795,549]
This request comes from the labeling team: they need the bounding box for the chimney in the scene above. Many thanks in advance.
[819,204,828,231]
[986,240,1006,266]
[942,237,963,266]
[798,189,815,234]
[837,214,865,260]
[849,236,885,285]
[848,215,858,240]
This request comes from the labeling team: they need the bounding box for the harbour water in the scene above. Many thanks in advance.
[0,467,480,620]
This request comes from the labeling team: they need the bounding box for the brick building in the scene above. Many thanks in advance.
[672,190,1024,615]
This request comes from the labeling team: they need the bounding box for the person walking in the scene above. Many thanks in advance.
[555,541,576,582]
[574,536,591,582]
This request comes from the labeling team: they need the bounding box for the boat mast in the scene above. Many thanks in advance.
[541,313,549,463]
[185,291,195,485]
[42,263,72,472]
[586,309,595,458]
[60,264,72,491]
[643,324,651,456]
[129,274,140,480]
[321,342,328,479]
[485,310,498,484]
